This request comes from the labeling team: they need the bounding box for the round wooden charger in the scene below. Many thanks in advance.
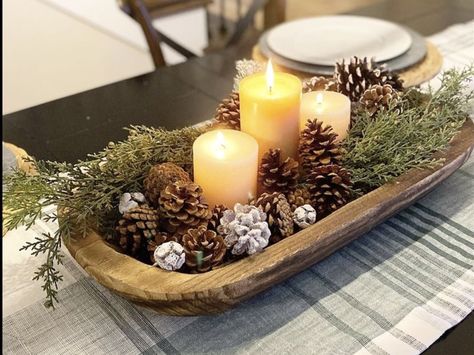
[252,41,443,87]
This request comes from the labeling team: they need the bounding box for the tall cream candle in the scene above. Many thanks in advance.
[240,60,302,161]
[193,129,258,208]
[300,91,351,141]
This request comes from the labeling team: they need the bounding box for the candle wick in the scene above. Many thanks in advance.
[268,85,273,95]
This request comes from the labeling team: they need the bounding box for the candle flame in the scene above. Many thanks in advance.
[215,131,226,159]
[266,59,274,93]
[316,92,323,105]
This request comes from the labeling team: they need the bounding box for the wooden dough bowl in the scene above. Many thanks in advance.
[64,120,474,316]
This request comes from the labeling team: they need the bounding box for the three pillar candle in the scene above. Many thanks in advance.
[193,60,351,208]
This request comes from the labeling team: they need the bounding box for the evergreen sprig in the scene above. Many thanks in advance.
[3,125,204,308]
[343,65,473,192]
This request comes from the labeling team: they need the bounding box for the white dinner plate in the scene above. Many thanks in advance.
[267,16,413,66]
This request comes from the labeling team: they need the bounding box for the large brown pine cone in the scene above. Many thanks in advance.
[213,91,240,130]
[208,204,228,233]
[115,205,160,258]
[252,192,294,244]
[182,226,226,273]
[259,148,299,194]
[360,84,400,116]
[299,119,345,174]
[159,181,212,238]
[144,163,191,207]
[286,186,312,212]
[307,164,352,218]
[335,57,403,102]
[302,76,337,93]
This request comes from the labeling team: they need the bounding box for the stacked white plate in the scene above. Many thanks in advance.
[259,16,427,75]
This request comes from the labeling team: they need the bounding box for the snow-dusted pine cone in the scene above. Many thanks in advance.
[153,241,185,271]
[218,204,271,255]
[293,204,317,229]
[118,192,147,214]
[302,76,337,93]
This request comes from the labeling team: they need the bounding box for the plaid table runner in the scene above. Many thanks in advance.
[3,21,474,355]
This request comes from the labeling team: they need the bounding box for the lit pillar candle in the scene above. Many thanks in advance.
[300,91,351,141]
[240,60,302,161]
[193,129,258,208]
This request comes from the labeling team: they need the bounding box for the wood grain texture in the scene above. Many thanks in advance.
[64,120,474,316]
[252,41,443,87]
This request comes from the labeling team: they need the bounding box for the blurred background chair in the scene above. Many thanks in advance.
[120,0,286,67]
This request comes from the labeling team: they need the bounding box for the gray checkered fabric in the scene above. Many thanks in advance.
[3,21,474,355]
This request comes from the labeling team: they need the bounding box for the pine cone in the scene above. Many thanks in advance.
[302,76,337,93]
[252,192,294,244]
[287,186,312,212]
[259,148,299,194]
[182,226,226,272]
[118,192,147,214]
[335,57,403,102]
[299,119,345,174]
[208,204,228,233]
[213,91,240,130]
[153,241,185,271]
[307,164,352,218]
[360,84,400,116]
[115,205,159,258]
[293,204,317,229]
[144,163,191,207]
[147,231,179,264]
[159,181,212,238]
[218,203,271,255]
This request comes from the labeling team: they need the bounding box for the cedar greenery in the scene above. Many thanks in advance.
[3,125,203,308]
[2,66,473,308]
[344,65,473,192]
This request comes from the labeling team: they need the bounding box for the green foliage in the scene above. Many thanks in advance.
[3,125,204,308]
[343,66,473,192]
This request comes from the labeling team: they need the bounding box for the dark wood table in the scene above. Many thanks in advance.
[3,0,473,353]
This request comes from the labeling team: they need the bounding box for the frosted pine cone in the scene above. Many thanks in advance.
[233,59,264,91]
[302,76,337,93]
[293,204,317,229]
[118,192,147,214]
[218,204,271,255]
[153,241,185,271]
